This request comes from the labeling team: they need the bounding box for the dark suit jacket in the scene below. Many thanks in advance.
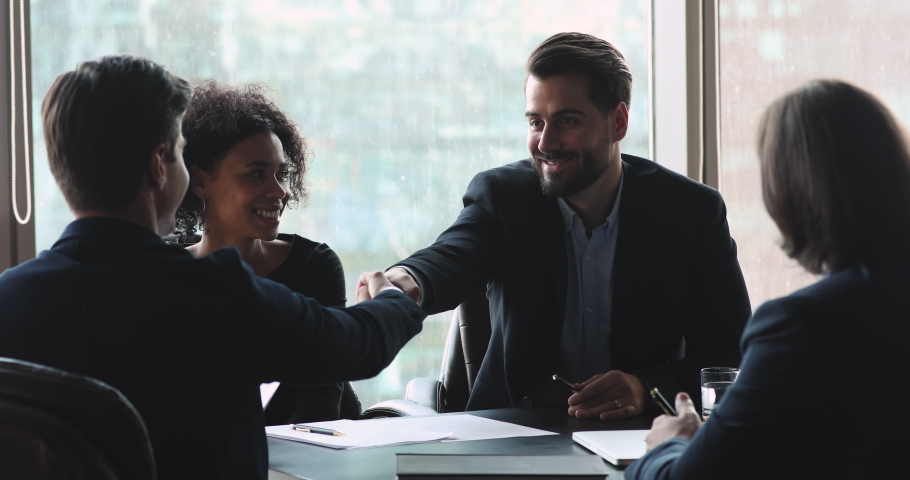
[0,218,424,480]
[398,154,750,410]
[626,263,910,479]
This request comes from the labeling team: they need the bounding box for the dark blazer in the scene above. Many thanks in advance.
[399,154,750,410]
[626,264,910,479]
[0,218,424,480]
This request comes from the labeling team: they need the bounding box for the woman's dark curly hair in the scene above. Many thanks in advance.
[174,81,309,236]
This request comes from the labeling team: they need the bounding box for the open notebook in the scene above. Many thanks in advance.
[572,430,649,466]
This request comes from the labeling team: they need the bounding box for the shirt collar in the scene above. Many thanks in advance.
[556,170,625,232]
[54,216,169,248]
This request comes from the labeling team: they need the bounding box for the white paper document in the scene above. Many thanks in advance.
[265,414,557,449]
[265,419,452,449]
[429,414,558,442]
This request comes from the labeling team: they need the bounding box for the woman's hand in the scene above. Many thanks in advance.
[645,392,703,451]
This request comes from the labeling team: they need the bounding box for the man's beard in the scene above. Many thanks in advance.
[533,150,609,198]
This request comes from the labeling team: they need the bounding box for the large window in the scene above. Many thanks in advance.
[30,0,650,407]
[13,0,910,409]
[718,0,910,308]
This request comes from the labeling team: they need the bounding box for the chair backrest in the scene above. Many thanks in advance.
[0,357,156,480]
[439,289,491,412]
[339,381,363,419]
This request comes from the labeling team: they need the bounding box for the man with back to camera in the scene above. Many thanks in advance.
[0,55,425,479]
[383,32,751,419]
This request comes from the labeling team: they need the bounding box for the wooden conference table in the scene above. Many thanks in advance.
[268,406,656,480]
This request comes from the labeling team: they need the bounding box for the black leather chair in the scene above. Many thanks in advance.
[361,289,490,418]
[0,358,155,479]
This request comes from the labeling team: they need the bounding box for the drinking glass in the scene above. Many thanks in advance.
[700,367,739,420]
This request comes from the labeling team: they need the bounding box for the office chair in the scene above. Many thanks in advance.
[0,357,155,479]
[360,289,490,418]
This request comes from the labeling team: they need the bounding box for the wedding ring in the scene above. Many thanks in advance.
[612,399,622,409]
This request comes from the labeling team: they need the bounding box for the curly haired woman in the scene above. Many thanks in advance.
[174,81,358,424]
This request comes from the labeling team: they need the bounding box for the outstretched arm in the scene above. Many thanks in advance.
[391,172,505,313]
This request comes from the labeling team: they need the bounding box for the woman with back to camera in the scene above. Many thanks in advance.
[625,80,910,479]
[174,81,359,424]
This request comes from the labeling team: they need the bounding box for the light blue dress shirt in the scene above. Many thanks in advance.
[557,174,623,382]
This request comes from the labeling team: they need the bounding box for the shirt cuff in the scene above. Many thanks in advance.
[387,264,428,308]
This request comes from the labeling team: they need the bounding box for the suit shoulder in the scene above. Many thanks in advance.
[752,265,883,324]
[472,159,538,187]
[625,154,723,203]
[199,246,259,280]
[466,159,542,203]
[747,265,910,362]
[0,250,79,283]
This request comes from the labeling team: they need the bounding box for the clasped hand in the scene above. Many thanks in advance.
[567,370,649,421]
[355,267,423,304]
[354,271,403,303]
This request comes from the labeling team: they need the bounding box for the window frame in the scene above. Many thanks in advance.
[651,0,721,188]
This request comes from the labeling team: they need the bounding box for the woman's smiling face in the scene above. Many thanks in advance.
[194,131,290,241]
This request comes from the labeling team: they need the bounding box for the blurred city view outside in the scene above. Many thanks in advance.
[718,0,910,308]
[30,0,649,408]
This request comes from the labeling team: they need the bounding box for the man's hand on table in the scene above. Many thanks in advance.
[567,370,649,420]
[384,267,422,304]
[355,271,403,303]
[645,392,702,451]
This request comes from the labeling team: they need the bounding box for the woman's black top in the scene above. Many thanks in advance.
[262,233,358,424]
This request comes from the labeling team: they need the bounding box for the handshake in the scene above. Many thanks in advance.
[355,267,423,305]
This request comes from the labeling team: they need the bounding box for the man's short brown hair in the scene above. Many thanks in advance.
[42,55,191,212]
[758,80,910,274]
[526,32,632,114]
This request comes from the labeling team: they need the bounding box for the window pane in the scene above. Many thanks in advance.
[719,0,910,307]
[31,0,649,408]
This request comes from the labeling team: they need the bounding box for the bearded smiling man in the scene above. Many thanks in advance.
[379,32,751,419]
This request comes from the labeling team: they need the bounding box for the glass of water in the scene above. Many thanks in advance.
[700,367,739,420]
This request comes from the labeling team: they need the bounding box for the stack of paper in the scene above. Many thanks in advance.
[265,414,557,449]
[265,419,452,449]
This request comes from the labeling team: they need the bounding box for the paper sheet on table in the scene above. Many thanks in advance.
[265,414,557,449]
[265,419,452,449]
[427,414,557,442]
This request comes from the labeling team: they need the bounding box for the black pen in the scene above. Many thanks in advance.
[290,424,345,436]
[552,373,581,392]
[649,387,678,416]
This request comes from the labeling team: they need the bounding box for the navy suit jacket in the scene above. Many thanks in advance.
[398,154,751,410]
[626,264,910,479]
[0,218,425,480]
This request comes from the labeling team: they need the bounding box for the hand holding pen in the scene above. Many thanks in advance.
[644,392,702,451]
[552,373,582,392]
[562,371,650,421]
[649,387,678,416]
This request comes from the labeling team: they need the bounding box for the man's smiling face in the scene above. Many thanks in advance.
[525,72,622,198]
